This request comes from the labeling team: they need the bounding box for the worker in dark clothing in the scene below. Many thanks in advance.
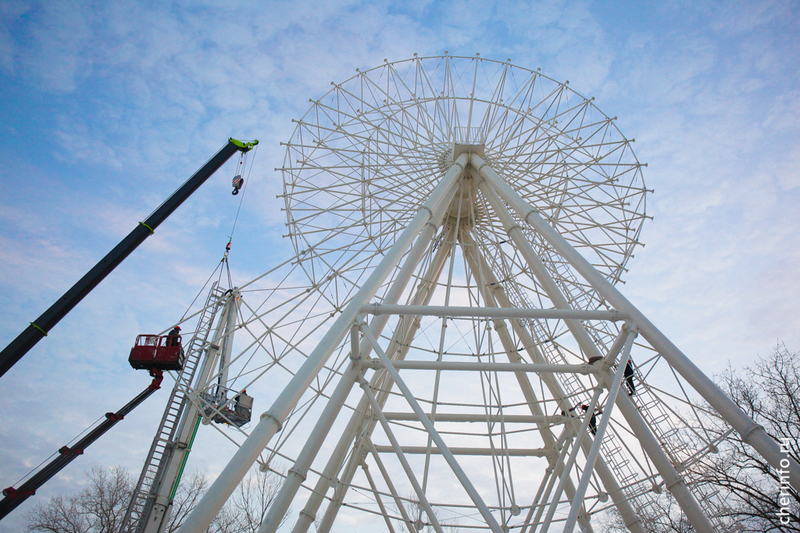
[582,404,602,436]
[234,389,245,414]
[167,326,181,347]
[624,360,636,396]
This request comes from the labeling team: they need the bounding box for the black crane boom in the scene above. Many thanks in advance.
[0,138,257,378]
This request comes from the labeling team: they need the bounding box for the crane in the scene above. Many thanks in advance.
[0,137,258,520]
[0,138,258,378]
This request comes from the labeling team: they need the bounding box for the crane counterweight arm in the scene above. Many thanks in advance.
[0,138,257,378]
[0,369,165,520]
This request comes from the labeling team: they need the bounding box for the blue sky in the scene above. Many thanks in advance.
[1,0,799,531]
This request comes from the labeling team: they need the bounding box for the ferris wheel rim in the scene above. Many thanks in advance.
[280,54,648,292]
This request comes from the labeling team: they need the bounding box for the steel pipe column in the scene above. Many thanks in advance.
[175,155,468,533]
[358,377,445,533]
[563,330,636,533]
[256,360,364,533]
[292,221,459,533]
[460,230,643,533]
[476,178,606,364]
[477,155,716,532]
[359,325,504,533]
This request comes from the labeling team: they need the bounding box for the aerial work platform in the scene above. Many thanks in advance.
[129,334,184,371]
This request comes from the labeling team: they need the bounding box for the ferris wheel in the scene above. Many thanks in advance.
[118,55,794,533]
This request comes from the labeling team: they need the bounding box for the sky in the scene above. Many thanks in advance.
[0,0,799,531]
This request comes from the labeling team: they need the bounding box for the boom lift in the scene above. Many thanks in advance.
[0,367,165,519]
[0,138,258,378]
[0,138,257,520]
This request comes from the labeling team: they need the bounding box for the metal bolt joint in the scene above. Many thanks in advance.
[740,423,765,445]
[260,410,284,431]
[288,466,308,481]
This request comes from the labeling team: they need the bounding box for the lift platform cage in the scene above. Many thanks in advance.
[128,334,185,371]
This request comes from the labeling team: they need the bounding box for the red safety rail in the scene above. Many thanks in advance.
[129,335,185,371]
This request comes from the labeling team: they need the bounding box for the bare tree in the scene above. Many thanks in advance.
[399,493,460,533]
[212,466,288,533]
[695,342,800,532]
[599,343,800,532]
[25,465,286,533]
[165,471,214,533]
[598,493,696,533]
[26,465,133,533]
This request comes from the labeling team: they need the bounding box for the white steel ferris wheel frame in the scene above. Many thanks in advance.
[165,56,799,533]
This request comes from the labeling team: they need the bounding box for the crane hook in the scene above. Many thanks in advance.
[232,175,244,195]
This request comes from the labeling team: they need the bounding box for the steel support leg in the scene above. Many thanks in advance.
[361,461,397,533]
[365,437,418,533]
[539,386,603,532]
[613,387,716,533]
[479,157,716,532]
[474,152,800,492]
[358,377,445,533]
[461,230,639,533]
[295,229,457,533]
[175,156,467,533]
[460,262,594,531]
[476,179,605,363]
[360,324,504,533]
[256,361,363,533]
[518,426,570,533]
[563,331,636,533]
[477,156,724,532]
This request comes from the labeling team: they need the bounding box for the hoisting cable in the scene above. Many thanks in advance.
[224,142,257,289]
[0,138,257,379]
[180,261,226,322]
[229,142,257,241]
[180,142,257,321]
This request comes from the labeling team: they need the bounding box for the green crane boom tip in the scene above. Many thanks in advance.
[229,138,259,152]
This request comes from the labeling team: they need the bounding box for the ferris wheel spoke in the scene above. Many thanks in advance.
[336,78,447,150]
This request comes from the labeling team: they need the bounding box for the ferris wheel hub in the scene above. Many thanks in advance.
[452,142,485,161]
[441,141,485,170]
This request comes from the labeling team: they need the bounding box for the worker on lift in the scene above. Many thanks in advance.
[167,326,181,347]
[233,389,253,421]
[234,389,244,413]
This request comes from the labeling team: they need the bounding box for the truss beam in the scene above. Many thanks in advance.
[460,229,641,533]
[291,226,459,533]
[255,361,363,533]
[564,329,635,533]
[363,304,627,321]
[382,413,566,424]
[360,323,504,533]
[372,446,550,457]
[357,377,445,533]
[366,359,598,374]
